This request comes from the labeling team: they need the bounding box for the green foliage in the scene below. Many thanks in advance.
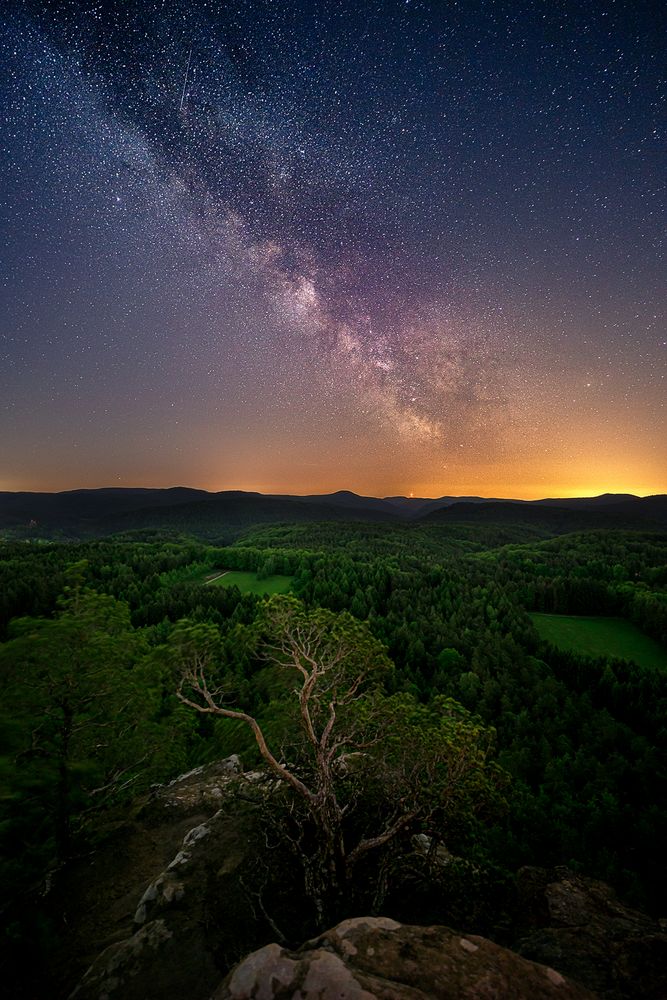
[345,691,508,860]
[0,523,666,920]
[171,596,505,923]
[208,570,294,595]
[0,584,198,969]
[530,613,667,670]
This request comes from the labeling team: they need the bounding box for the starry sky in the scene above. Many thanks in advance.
[1,0,665,498]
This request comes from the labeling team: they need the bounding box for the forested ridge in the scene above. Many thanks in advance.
[1,521,666,993]
[2,487,666,541]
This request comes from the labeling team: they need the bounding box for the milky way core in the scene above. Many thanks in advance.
[1,1,664,497]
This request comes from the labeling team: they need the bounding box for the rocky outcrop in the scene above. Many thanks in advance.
[59,764,667,1000]
[66,758,287,1000]
[213,915,595,999]
[515,867,667,999]
[69,808,238,1000]
[145,755,244,817]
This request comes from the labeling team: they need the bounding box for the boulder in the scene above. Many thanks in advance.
[213,916,596,999]
[515,867,667,999]
[57,767,667,1000]
[66,761,292,1000]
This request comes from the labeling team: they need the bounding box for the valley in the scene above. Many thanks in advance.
[1,496,666,999]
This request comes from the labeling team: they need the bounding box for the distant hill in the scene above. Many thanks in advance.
[93,491,396,541]
[383,495,513,518]
[279,490,397,516]
[0,487,208,530]
[1,487,665,539]
[602,495,667,521]
[420,499,667,533]
[0,489,396,541]
[533,493,640,509]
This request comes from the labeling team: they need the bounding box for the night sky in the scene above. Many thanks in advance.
[1,1,664,498]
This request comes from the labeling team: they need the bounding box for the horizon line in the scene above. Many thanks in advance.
[1,485,663,502]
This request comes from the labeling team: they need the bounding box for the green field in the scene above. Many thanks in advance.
[205,570,293,595]
[531,613,667,671]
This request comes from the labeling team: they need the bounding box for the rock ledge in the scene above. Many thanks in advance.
[212,915,596,999]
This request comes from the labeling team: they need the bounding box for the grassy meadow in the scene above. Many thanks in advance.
[205,569,294,595]
[531,613,667,671]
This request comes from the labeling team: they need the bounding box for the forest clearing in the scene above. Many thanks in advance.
[530,612,667,671]
[205,569,294,595]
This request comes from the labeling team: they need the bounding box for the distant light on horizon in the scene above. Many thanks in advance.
[0,2,664,496]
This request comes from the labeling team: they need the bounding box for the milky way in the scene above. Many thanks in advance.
[0,1,664,497]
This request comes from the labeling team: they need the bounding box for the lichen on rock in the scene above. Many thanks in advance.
[212,917,596,1000]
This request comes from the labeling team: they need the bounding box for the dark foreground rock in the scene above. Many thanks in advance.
[56,762,666,1000]
[67,758,291,1000]
[213,915,595,999]
[515,867,667,1000]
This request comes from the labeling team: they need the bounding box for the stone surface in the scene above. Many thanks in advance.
[146,756,256,818]
[212,916,596,1000]
[65,761,285,1000]
[71,920,174,999]
[515,867,667,999]
[54,765,667,1000]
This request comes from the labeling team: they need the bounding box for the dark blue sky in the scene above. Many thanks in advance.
[1,1,664,496]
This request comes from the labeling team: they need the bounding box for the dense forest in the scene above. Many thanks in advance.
[1,518,666,993]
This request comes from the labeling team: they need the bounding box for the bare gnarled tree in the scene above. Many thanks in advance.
[174,595,504,924]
